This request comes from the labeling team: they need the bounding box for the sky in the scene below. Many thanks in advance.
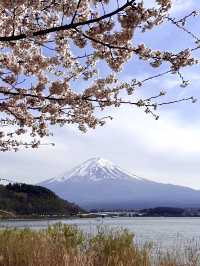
[1,0,200,189]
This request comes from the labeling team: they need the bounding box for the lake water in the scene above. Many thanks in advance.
[1,217,200,249]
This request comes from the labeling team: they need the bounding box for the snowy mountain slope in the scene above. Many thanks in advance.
[39,158,200,210]
[45,158,144,184]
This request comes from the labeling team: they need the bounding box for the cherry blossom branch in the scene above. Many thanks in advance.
[0,0,135,42]
[0,0,197,151]
[166,12,200,43]
[83,96,194,107]
[0,71,171,101]
[0,69,185,102]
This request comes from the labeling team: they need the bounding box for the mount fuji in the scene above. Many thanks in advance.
[39,158,200,210]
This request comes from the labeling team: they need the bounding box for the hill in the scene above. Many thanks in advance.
[0,183,82,217]
[39,158,200,210]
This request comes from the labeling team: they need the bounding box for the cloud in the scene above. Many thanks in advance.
[1,102,200,189]
[143,0,195,15]
[1,65,200,187]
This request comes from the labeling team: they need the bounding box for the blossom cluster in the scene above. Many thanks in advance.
[0,0,198,151]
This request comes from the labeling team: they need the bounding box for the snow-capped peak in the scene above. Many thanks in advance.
[92,157,115,168]
[68,157,115,179]
[46,157,144,183]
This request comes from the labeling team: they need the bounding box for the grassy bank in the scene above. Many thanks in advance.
[0,224,199,266]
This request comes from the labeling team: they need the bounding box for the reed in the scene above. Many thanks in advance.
[0,223,199,266]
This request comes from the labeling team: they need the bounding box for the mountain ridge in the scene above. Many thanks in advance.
[39,158,200,210]
[0,183,83,216]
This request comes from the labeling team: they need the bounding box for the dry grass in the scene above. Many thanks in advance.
[0,223,199,266]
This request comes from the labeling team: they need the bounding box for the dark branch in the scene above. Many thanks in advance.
[71,0,82,24]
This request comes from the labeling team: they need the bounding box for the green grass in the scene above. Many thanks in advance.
[0,224,199,266]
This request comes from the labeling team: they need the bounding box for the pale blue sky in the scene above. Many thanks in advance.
[1,0,200,189]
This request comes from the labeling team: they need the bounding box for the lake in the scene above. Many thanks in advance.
[1,217,200,249]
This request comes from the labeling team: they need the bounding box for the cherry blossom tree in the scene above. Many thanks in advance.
[0,0,199,151]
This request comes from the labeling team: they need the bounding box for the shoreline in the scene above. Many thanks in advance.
[2,215,200,221]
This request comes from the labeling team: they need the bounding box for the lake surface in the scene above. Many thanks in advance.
[1,217,200,249]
